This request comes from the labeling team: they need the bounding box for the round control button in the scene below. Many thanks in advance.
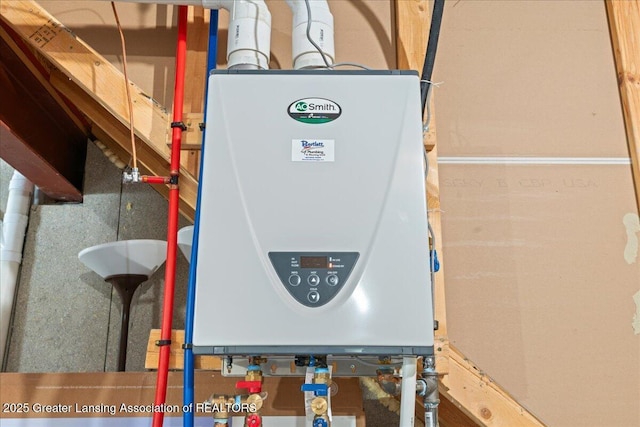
[288,274,301,286]
[307,291,320,304]
[326,275,339,286]
[308,274,320,286]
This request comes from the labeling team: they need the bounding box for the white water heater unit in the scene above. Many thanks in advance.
[192,70,433,358]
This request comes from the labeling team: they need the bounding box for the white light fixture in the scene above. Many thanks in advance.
[177,226,194,262]
[78,240,167,371]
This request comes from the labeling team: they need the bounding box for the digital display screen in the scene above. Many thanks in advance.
[300,256,328,269]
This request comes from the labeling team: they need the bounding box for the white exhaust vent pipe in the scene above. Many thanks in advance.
[206,0,271,69]
[99,0,271,69]
[1,172,33,363]
[286,0,335,69]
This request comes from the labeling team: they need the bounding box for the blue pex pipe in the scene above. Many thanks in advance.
[183,9,218,427]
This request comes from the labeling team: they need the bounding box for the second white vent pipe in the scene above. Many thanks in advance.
[102,0,271,69]
[286,0,335,69]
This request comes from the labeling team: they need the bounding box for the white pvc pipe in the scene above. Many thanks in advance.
[204,0,271,69]
[286,0,335,69]
[399,356,417,427]
[0,172,33,363]
[99,0,271,69]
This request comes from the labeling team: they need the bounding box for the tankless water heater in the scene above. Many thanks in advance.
[192,70,433,357]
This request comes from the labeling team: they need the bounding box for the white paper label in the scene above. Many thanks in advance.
[292,139,335,162]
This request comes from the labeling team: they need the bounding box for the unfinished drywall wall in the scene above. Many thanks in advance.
[435,1,639,426]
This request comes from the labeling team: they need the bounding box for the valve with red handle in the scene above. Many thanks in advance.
[235,380,262,394]
[236,364,264,426]
[235,364,263,394]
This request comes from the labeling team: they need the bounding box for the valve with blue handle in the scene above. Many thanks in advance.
[301,383,329,397]
[301,367,331,427]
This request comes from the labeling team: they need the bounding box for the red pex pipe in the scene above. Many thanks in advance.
[142,176,170,184]
[152,5,188,427]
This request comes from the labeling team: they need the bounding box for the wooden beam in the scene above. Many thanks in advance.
[145,329,221,370]
[438,395,481,427]
[439,346,546,427]
[0,0,169,149]
[0,20,89,134]
[395,0,448,373]
[0,121,83,201]
[177,6,209,177]
[0,24,87,201]
[0,0,199,219]
[174,112,204,150]
[49,69,198,220]
[606,0,640,212]
[396,0,437,152]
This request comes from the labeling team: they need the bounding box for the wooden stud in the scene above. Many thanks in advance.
[184,7,209,115]
[606,0,640,212]
[395,0,448,373]
[0,1,170,154]
[439,346,546,427]
[49,69,198,220]
[145,329,221,370]
[437,395,481,427]
[178,6,209,177]
[395,0,437,152]
[0,20,88,133]
[174,112,205,150]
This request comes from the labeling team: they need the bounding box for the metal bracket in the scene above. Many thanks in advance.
[170,121,187,131]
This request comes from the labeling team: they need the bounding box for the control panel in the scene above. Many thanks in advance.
[269,252,359,307]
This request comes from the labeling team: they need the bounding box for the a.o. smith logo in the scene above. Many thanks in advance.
[288,98,341,124]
